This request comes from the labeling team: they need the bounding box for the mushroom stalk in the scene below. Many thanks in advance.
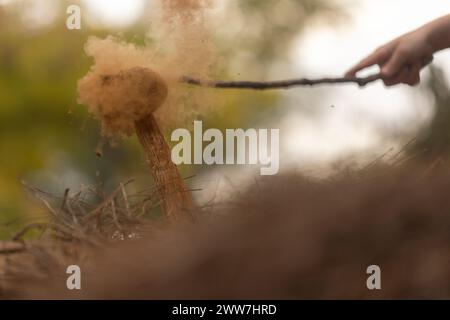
[135,115,193,220]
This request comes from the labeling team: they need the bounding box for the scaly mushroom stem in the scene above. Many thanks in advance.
[135,114,194,220]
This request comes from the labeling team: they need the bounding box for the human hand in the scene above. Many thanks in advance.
[346,29,434,86]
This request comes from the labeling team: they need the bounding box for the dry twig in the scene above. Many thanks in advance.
[181,74,381,90]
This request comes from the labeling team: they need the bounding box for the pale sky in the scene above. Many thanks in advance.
[284,0,450,169]
[81,0,146,28]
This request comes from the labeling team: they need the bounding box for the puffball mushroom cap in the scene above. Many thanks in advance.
[78,67,168,137]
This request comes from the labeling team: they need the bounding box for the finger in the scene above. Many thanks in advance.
[346,48,391,77]
[422,55,434,67]
[383,67,410,86]
[381,49,408,78]
[406,63,422,86]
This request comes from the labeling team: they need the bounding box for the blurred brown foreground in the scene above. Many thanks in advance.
[1,162,450,299]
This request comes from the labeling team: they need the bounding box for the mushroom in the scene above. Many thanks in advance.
[79,67,193,220]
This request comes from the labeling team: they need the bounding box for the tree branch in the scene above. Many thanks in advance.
[0,241,26,254]
[181,74,381,90]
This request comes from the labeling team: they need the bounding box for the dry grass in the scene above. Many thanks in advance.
[1,160,450,299]
[15,178,164,242]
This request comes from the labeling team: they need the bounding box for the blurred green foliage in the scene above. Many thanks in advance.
[0,0,344,239]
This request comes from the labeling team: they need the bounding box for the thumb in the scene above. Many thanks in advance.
[381,50,407,78]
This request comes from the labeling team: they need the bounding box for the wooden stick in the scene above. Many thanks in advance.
[182,56,436,90]
[181,74,381,90]
[0,241,26,254]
